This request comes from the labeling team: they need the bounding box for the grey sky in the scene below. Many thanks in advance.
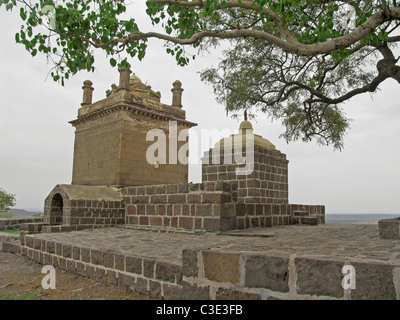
[0,4,399,214]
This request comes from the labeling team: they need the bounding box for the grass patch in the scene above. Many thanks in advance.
[0,229,20,235]
[0,291,38,300]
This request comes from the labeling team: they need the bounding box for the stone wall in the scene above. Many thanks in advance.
[21,234,183,299]
[123,182,324,231]
[202,146,289,205]
[182,249,400,300]
[0,217,43,231]
[123,182,235,232]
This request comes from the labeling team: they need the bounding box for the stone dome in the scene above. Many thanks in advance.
[214,121,276,150]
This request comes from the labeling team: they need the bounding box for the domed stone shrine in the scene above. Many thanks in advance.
[39,65,324,232]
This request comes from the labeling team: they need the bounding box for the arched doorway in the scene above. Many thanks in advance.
[50,193,63,225]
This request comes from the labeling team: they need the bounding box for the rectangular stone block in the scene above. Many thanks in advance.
[295,257,343,298]
[143,258,156,278]
[162,283,183,300]
[216,288,261,300]
[126,255,143,274]
[182,249,198,278]
[168,194,186,204]
[179,217,194,230]
[350,262,396,300]
[379,218,400,239]
[155,261,181,283]
[103,252,115,269]
[182,281,210,300]
[114,253,125,271]
[195,204,212,217]
[202,251,240,284]
[244,254,289,293]
[91,249,104,265]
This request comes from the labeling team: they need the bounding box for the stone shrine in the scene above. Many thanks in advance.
[39,65,324,232]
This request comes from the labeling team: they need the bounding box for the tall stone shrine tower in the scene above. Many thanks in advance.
[69,65,197,187]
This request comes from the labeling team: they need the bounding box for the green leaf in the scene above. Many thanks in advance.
[110,57,117,67]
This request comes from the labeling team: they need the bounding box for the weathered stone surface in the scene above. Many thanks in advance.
[295,258,343,298]
[244,255,289,293]
[215,288,261,300]
[126,255,142,274]
[202,251,240,284]
[163,283,183,300]
[182,281,210,300]
[155,261,180,283]
[182,249,198,278]
[350,262,396,300]
[379,218,400,239]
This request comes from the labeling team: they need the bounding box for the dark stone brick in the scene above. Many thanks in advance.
[168,194,186,204]
[150,195,167,204]
[66,259,76,273]
[149,280,162,299]
[143,258,156,278]
[177,184,189,193]
[106,270,118,286]
[126,255,142,274]
[103,252,115,268]
[295,257,343,298]
[91,249,104,265]
[182,281,210,300]
[80,247,91,263]
[114,253,125,271]
[216,288,261,300]
[94,267,106,283]
[118,273,135,290]
[62,244,72,259]
[179,217,194,230]
[135,277,149,295]
[245,255,289,293]
[163,284,183,300]
[195,204,212,217]
[203,218,220,231]
[379,218,400,239]
[155,261,181,283]
[182,249,198,277]
[350,262,396,300]
[46,241,56,254]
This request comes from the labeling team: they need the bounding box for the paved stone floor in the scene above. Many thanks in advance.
[30,223,400,265]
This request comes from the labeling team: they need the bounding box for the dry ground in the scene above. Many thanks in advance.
[0,251,151,300]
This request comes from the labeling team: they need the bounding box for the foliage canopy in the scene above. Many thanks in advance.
[1,0,400,148]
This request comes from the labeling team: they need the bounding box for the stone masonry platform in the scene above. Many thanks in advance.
[9,223,400,300]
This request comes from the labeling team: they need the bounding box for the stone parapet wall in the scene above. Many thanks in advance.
[182,249,400,300]
[0,217,43,231]
[21,234,183,299]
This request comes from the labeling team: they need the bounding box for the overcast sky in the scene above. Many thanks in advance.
[1,4,400,214]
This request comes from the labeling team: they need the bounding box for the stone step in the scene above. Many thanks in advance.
[293,211,309,217]
[300,216,318,226]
